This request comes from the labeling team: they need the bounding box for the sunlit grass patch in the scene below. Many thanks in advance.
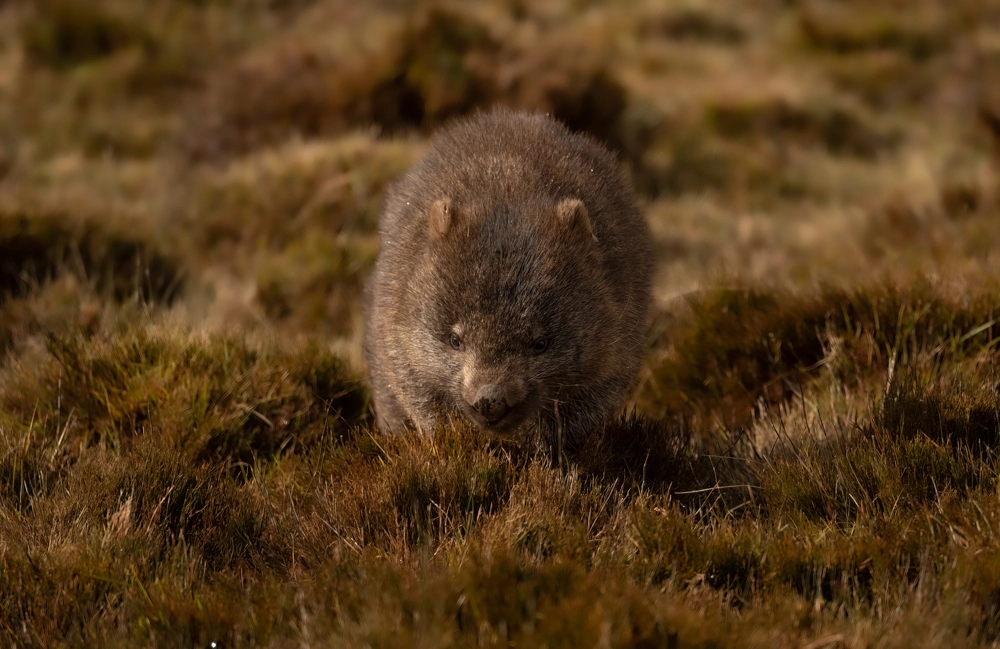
[292,420,525,553]
[188,135,419,252]
[2,314,999,646]
[184,135,416,332]
[0,443,296,646]
[0,323,368,511]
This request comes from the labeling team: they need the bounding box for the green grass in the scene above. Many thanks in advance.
[3,0,1000,646]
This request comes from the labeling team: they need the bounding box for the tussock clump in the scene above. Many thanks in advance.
[0,324,363,644]
[186,136,415,331]
[761,430,971,524]
[255,232,377,334]
[0,205,184,304]
[572,414,692,490]
[11,0,291,160]
[939,179,987,220]
[570,412,751,511]
[189,136,418,252]
[798,1,952,61]
[0,445,291,645]
[639,282,1000,428]
[0,278,108,360]
[862,186,1000,259]
[879,371,1000,452]
[795,0,963,110]
[313,421,521,550]
[0,325,368,510]
[452,553,676,647]
[758,371,1000,525]
[495,28,627,152]
[183,47,358,161]
[21,0,151,69]
[643,287,836,426]
[792,0,1000,112]
[20,0,222,98]
[821,52,940,109]
[182,5,498,159]
[631,121,819,201]
[631,95,896,199]
[631,130,743,198]
[639,8,746,45]
[186,4,628,158]
[374,5,502,129]
[705,97,898,159]
[632,496,879,604]
[392,6,630,150]
[75,443,286,569]
[498,462,636,562]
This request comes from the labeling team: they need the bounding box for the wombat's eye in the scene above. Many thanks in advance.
[449,332,464,351]
[531,337,549,354]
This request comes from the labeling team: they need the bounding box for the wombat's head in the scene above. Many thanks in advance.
[416,195,614,434]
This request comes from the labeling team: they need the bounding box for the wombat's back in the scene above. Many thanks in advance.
[381,110,644,270]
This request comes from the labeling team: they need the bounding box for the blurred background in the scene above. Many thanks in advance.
[1,0,999,373]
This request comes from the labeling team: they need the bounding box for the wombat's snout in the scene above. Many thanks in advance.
[472,383,511,423]
[462,373,529,430]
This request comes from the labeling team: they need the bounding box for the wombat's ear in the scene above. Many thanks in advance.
[429,198,456,240]
[555,198,598,243]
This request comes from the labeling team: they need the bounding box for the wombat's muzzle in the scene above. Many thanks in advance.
[471,383,514,424]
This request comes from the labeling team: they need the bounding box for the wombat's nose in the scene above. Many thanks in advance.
[472,383,509,423]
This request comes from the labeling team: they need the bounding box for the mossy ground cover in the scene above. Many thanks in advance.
[2,0,1000,646]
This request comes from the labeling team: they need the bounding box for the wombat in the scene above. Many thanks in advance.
[363,108,653,444]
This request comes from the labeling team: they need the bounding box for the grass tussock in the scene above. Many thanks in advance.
[760,375,1000,525]
[5,329,1000,645]
[185,3,628,160]
[0,324,367,511]
[631,94,899,200]
[5,0,1000,645]
[254,232,376,334]
[638,281,1000,429]
[704,96,897,160]
[188,135,417,251]
[797,1,954,62]
[0,203,184,305]
[639,7,746,45]
[22,0,150,70]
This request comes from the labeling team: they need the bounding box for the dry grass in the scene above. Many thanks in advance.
[3,0,1000,646]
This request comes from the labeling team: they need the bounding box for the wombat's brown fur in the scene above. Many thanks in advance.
[363,108,653,444]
